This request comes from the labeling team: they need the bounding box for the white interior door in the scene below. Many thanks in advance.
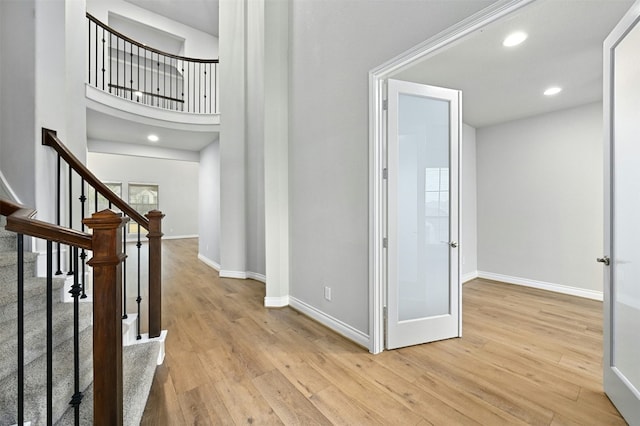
[602,2,640,424]
[386,79,461,350]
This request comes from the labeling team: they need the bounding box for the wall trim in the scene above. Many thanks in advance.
[264,295,289,307]
[477,271,604,301]
[247,272,266,283]
[197,254,266,283]
[219,270,248,280]
[197,253,221,271]
[163,234,198,241]
[0,169,22,203]
[289,296,370,348]
[462,271,479,283]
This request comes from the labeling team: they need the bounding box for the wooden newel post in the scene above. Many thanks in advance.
[146,209,164,338]
[83,210,128,426]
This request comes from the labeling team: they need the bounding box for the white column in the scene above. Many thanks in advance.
[264,0,290,306]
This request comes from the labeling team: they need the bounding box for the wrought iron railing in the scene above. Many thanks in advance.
[87,12,218,114]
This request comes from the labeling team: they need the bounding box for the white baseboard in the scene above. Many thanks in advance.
[0,168,22,203]
[163,234,198,240]
[462,271,479,283]
[197,255,265,283]
[477,271,603,301]
[264,295,290,307]
[289,296,369,348]
[219,270,247,279]
[197,253,220,271]
[247,272,266,283]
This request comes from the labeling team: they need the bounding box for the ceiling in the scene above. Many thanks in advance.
[124,0,219,37]
[394,0,634,128]
[86,109,217,152]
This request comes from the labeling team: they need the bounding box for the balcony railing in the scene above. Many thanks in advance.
[87,13,218,114]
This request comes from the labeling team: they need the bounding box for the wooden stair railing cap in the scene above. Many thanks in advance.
[42,128,149,228]
[0,198,92,250]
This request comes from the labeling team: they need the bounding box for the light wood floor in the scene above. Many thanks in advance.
[140,239,625,425]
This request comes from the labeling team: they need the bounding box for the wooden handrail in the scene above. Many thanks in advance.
[86,12,219,64]
[1,199,92,250]
[42,128,149,228]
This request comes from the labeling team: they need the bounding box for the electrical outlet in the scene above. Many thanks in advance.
[324,286,332,301]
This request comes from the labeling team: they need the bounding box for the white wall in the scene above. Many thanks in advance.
[462,123,478,280]
[198,140,220,266]
[0,0,36,206]
[87,151,199,238]
[288,0,495,335]
[87,0,218,58]
[476,102,603,294]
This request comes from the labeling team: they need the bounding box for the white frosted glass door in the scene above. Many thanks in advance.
[386,79,461,350]
[603,2,640,423]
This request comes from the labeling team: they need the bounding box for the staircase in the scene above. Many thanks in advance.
[0,216,161,425]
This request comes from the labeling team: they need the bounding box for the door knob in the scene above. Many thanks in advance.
[597,256,610,266]
[449,241,458,248]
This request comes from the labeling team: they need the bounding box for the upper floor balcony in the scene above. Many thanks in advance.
[85,12,219,128]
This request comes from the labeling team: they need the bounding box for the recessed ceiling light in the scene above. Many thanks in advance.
[544,87,562,96]
[503,31,528,47]
[134,91,143,98]
[147,134,159,142]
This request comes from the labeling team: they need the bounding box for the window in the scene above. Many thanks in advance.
[88,182,122,213]
[128,183,159,234]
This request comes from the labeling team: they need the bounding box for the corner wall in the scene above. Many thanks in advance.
[199,140,221,267]
[476,102,603,297]
[288,0,495,336]
[462,123,478,281]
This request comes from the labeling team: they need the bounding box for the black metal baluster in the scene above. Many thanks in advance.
[102,28,106,90]
[137,227,142,340]
[157,56,160,107]
[69,247,83,424]
[46,240,53,425]
[170,57,173,110]
[109,33,112,93]
[68,166,73,275]
[144,48,148,105]
[17,234,24,426]
[163,56,167,109]
[56,155,62,275]
[130,43,134,100]
[94,188,98,212]
[137,45,140,103]
[80,179,87,299]
[116,37,120,97]
[204,64,207,114]
[123,223,128,320]
[181,60,185,112]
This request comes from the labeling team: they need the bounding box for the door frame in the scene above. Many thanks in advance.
[367,0,535,354]
[602,0,640,420]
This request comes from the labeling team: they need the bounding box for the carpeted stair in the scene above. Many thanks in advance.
[0,217,160,425]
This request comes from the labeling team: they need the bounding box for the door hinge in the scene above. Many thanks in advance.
[382,99,388,110]
[383,237,388,248]
[383,168,388,179]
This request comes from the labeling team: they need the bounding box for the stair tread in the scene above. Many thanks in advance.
[0,250,38,267]
[0,301,93,383]
[56,340,160,426]
[0,326,94,425]
[0,275,67,308]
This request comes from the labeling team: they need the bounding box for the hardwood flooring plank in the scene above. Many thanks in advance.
[253,369,332,425]
[140,240,625,425]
